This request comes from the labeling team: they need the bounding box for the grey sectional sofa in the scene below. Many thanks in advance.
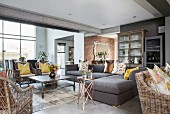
[66,64,113,79]
[65,64,146,106]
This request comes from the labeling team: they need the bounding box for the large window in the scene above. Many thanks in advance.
[0,20,36,69]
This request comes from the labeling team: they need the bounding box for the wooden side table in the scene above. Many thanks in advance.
[77,76,94,110]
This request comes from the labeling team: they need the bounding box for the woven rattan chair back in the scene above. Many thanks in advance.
[0,75,34,114]
[135,71,170,114]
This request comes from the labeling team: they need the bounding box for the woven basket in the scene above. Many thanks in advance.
[135,71,170,114]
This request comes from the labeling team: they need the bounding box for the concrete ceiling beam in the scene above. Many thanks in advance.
[133,0,162,17]
[0,4,101,34]
[101,26,120,35]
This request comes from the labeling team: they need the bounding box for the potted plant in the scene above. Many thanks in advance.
[38,51,48,62]
[19,57,26,62]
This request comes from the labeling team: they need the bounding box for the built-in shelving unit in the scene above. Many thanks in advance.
[68,46,74,62]
[117,29,146,67]
[145,35,163,68]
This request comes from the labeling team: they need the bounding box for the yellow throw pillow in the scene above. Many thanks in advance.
[124,67,138,80]
[39,62,50,73]
[18,63,31,75]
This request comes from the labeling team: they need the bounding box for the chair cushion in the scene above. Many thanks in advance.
[18,63,31,75]
[91,76,136,94]
[39,62,50,73]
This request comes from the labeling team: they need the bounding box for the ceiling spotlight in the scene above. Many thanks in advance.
[68,13,72,15]
[133,16,137,18]
[103,24,106,25]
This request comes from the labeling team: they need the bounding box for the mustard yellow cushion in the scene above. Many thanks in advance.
[39,62,50,73]
[124,67,138,80]
[18,63,31,75]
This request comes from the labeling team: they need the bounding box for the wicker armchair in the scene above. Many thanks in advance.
[135,71,170,114]
[0,76,34,114]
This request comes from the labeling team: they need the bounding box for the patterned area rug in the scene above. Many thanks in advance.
[33,88,78,113]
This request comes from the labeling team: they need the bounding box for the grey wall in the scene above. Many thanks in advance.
[36,26,47,58]
[165,16,170,63]
[120,17,165,37]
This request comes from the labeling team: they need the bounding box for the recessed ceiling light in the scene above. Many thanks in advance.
[68,13,72,15]
[133,16,137,18]
[103,24,106,25]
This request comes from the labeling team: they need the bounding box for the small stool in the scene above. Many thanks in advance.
[77,76,94,110]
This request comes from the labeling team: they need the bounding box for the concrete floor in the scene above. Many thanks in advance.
[33,80,142,114]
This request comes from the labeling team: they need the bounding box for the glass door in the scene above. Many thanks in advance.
[129,33,142,66]
[57,43,66,75]
[118,35,129,64]
[145,37,161,68]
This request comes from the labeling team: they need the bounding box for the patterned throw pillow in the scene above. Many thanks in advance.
[165,63,170,73]
[39,62,50,73]
[147,65,170,95]
[114,62,126,75]
[79,60,88,71]
[124,67,138,80]
[18,63,31,75]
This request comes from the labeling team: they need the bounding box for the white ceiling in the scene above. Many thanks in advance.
[0,0,156,29]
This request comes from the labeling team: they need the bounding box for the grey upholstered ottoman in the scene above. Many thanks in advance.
[88,75,137,106]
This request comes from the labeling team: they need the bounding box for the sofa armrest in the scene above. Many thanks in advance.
[31,68,42,75]
[129,67,147,82]
[31,68,36,74]
[36,68,42,75]
[65,64,79,75]
[13,69,20,78]
[129,70,141,82]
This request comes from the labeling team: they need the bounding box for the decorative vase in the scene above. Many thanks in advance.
[49,71,56,79]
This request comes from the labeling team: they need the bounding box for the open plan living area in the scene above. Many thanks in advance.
[0,0,170,114]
